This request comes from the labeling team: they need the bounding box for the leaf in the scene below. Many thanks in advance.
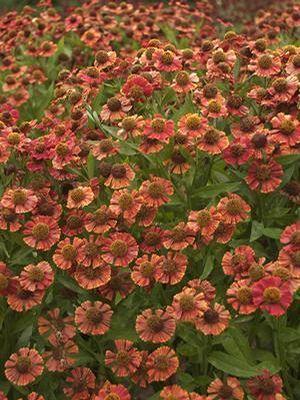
[191,182,240,199]
[86,152,95,179]
[262,227,282,240]
[250,221,264,242]
[208,351,260,377]
[220,327,255,365]
[200,252,214,279]
[17,324,33,348]
[277,154,300,166]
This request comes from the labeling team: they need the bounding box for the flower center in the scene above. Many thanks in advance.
[237,287,252,304]
[154,355,169,370]
[231,144,245,157]
[263,287,281,303]
[227,95,242,109]
[226,199,242,215]
[141,261,154,277]
[204,129,220,145]
[179,294,194,311]
[7,132,21,145]
[248,264,264,281]
[161,51,174,65]
[252,134,267,148]
[32,223,50,240]
[163,259,176,273]
[107,97,122,112]
[258,54,273,69]
[111,164,126,178]
[86,307,103,323]
[119,193,133,210]
[292,54,300,68]
[110,240,128,257]
[94,209,108,224]
[116,351,130,365]
[85,243,99,257]
[96,50,109,64]
[203,84,217,99]
[219,384,233,399]
[28,266,45,282]
[122,116,136,131]
[67,215,83,229]
[147,315,164,332]
[0,273,8,291]
[255,38,267,51]
[273,267,291,281]
[104,394,120,400]
[62,244,77,260]
[273,78,287,93]
[151,118,165,133]
[280,120,295,135]
[292,251,300,266]
[175,71,189,86]
[240,116,255,132]
[148,182,164,198]
[145,232,160,246]
[13,189,27,206]
[171,227,187,242]
[129,85,144,100]
[70,188,85,204]
[291,232,300,245]
[213,50,226,64]
[186,114,201,130]
[259,379,276,394]
[16,357,32,373]
[56,143,69,156]
[204,309,219,323]
[99,139,114,153]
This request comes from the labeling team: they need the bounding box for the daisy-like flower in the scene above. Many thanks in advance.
[110,189,142,223]
[105,339,142,377]
[163,222,195,251]
[94,382,131,400]
[147,346,179,382]
[38,308,75,344]
[247,370,284,400]
[43,337,78,372]
[118,115,144,139]
[222,245,256,278]
[1,188,37,214]
[222,137,252,166]
[122,74,154,101]
[178,113,208,139]
[91,138,119,161]
[67,186,94,209]
[84,205,117,234]
[188,207,220,237]
[7,281,44,312]
[207,377,244,400]
[101,232,138,267]
[185,279,216,302]
[77,235,103,268]
[100,95,132,121]
[139,176,173,207]
[75,262,111,289]
[227,279,256,315]
[156,251,188,285]
[53,237,83,270]
[281,180,300,204]
[252,276,293,316]
[249,53,281,77]
[203,98,228,119]
[131,254,162,287]
[63,367,95,400]
[270,113,300,147]
[217,194,250,224]
[172,71,199,93]
[23,216,60,251]
[268,76,298,104]
[286,53,300,75]
[19,261,54,292]
[136,307,176,343]
[280,222,300,250]
[160,385,189,400]
[153,49,182,71]
[195,303,230,335]
[171,287,207,322]
[75,300,113,335]
[5,348,44,386]
[197,127,229,154]
[143,115,174,142]
[105,163,135,190]
[94,50,117,70]
[0,262,15,296]
[246,159,283,193]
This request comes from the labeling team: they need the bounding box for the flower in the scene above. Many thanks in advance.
[217,194,250,224]
[131,254,162,287]
[207,377,244,400]
[94,382,131,400]
[100,95,132,121]
[270,113,300,147]
[1,188,37,213]
[19,261,54,292]
[105,163,135,190]
[195,303,230,335]
[247,370,284,400]
[197,127,229,154]
[74,264,111,290]
[139,176,173,207]
[84,205,117,234]
[105,339,141,377]
[23,216,60,250]
[67,186,94,209]
[101,231,138,267]
[38,308,75,344]
[147,346,179,382]
[143,115,174,142]
[227,279,256,315]
[249,53,281,77]
[171,288,207,322]
[246,159,283,193]
[7,281,44,312]
[160,385,189,400]
[75,300,113,335]
[222,245,256,278]
[136,308,176,343]
[63,367,95,400]
[178,113,208,139]
[153,49,182,71]
[5,348,44,386]
[252,276,293,316]
[122,74,154,101]
[156,251,187,285]
[53,237,83,270]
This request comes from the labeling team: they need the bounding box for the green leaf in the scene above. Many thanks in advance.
[87,152,95,179]
[192,182,240,199]
[208,351,260,377]
[250,221,264,242]
[200,252,214,279]
[262,227,282,240]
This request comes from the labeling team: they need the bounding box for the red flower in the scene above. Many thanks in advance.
[101,231,138,267]
[252,276,293,316]
[147,346,179,382]
[23,216,60,250]
[122,74,154,101]
[94,382,131,400]
[246,159,283,193]
[105,339,142,377]
[247,370,284,400]
[75,301,113,336]
[136,307,176,343]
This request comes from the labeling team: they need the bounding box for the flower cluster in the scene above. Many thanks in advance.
[0,0,299,399]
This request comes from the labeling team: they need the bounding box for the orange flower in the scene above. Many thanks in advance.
[246,159,283,193]
[67,186,94,209]
[77,235,103,268]
[160,385,189,400]
[105,163,135,189]
[188,207,220,237]
[222,245,256,278]
[163,222,195,250]
[156,251,187,285]
[217,194,250,224]
[105,339,142,377]
[74,264,111,289]
[147,346,179,382]
[131,254,162,287]
[178,113,208,139]
[171,287,207,322]
[195,303,230,335]
[19,261,54,292]
[43,338,78,372]
[139,176,173,207]
[1,188,37,214]
[101,232,138,267]
[53,237,83,270]
[63,367,95,400]
[84,205,117,234]
[227,279,256,315]
[100,95,132,121]
[197,128,229,154]
[207,377,244,400]
[38,308,76,344]
[110,189,142,223]
[7,281,44,312]
[136,307,176,343]
[94,382,131,400]
[75,300,113,335]
[5,348,44,386]
[23,216,60,250]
